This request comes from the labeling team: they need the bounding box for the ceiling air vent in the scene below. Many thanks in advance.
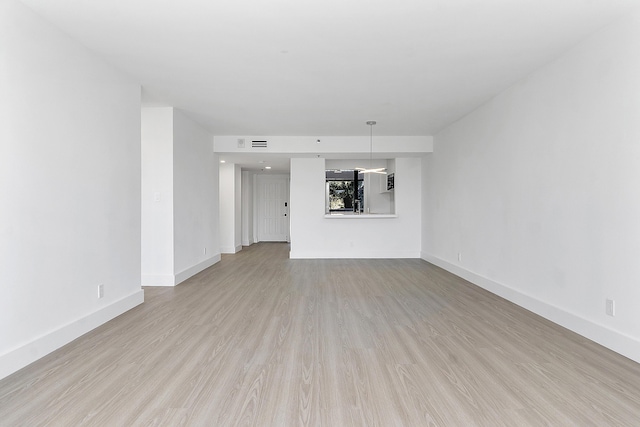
[251,140,268,148]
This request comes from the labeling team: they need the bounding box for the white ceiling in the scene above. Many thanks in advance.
[19,0,638,138]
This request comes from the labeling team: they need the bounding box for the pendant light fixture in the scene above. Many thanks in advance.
[356,120,387,174]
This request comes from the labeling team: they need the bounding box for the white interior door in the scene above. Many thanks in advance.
[256,175,289,242]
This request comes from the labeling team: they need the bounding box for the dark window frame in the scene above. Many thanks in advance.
[326,170,364,213]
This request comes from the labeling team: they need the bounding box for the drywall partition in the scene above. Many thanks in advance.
[241,170,255,246]
[290,157,421,258]
[422,15,640,362]
[0,0,143,379]
[173,109,220,283]
[142,107,221,285]
[219,163,242,253]
[234,165,242,249]
[141,107,175,286]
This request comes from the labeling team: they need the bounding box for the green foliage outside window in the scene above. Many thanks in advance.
[329,181,354,210]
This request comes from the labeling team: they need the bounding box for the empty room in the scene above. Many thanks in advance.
[2,0,640,425]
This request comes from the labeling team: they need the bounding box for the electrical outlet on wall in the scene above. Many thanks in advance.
[98,284,104,299]
[457,252,462,262]
[606,299,615,316]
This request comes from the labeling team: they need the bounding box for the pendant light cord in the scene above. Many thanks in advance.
[369,122,373,169]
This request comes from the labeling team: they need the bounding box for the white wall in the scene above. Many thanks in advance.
[422,15,640,362]
[291,157,421,258]
[141,108,174,285]
[241,171,255,246]
[234,165,242,248]
[366,160,396,214]
[173,109,220,282]
[0,0,143,379]
[142,107,220,285]
[219,163,242,253]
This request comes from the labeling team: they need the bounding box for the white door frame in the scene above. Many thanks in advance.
[254,174,290,242]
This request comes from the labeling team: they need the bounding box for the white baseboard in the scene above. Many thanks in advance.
[175,254,221,285]
[421,252,640,364]
[221,245,243,254]
[141,274,175,287]
[289,250,421,259]
[0,289,144,381]
[143,255,221,287]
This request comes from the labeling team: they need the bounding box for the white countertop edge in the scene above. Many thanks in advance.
[324,214,397,219]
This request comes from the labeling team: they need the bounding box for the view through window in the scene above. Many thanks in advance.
[326,170,364,213]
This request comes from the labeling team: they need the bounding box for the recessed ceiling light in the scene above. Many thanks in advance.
[220,160,226,163]
[265,166,272,169]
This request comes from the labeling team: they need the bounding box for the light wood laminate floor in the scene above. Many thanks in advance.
[1,242,640,426]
